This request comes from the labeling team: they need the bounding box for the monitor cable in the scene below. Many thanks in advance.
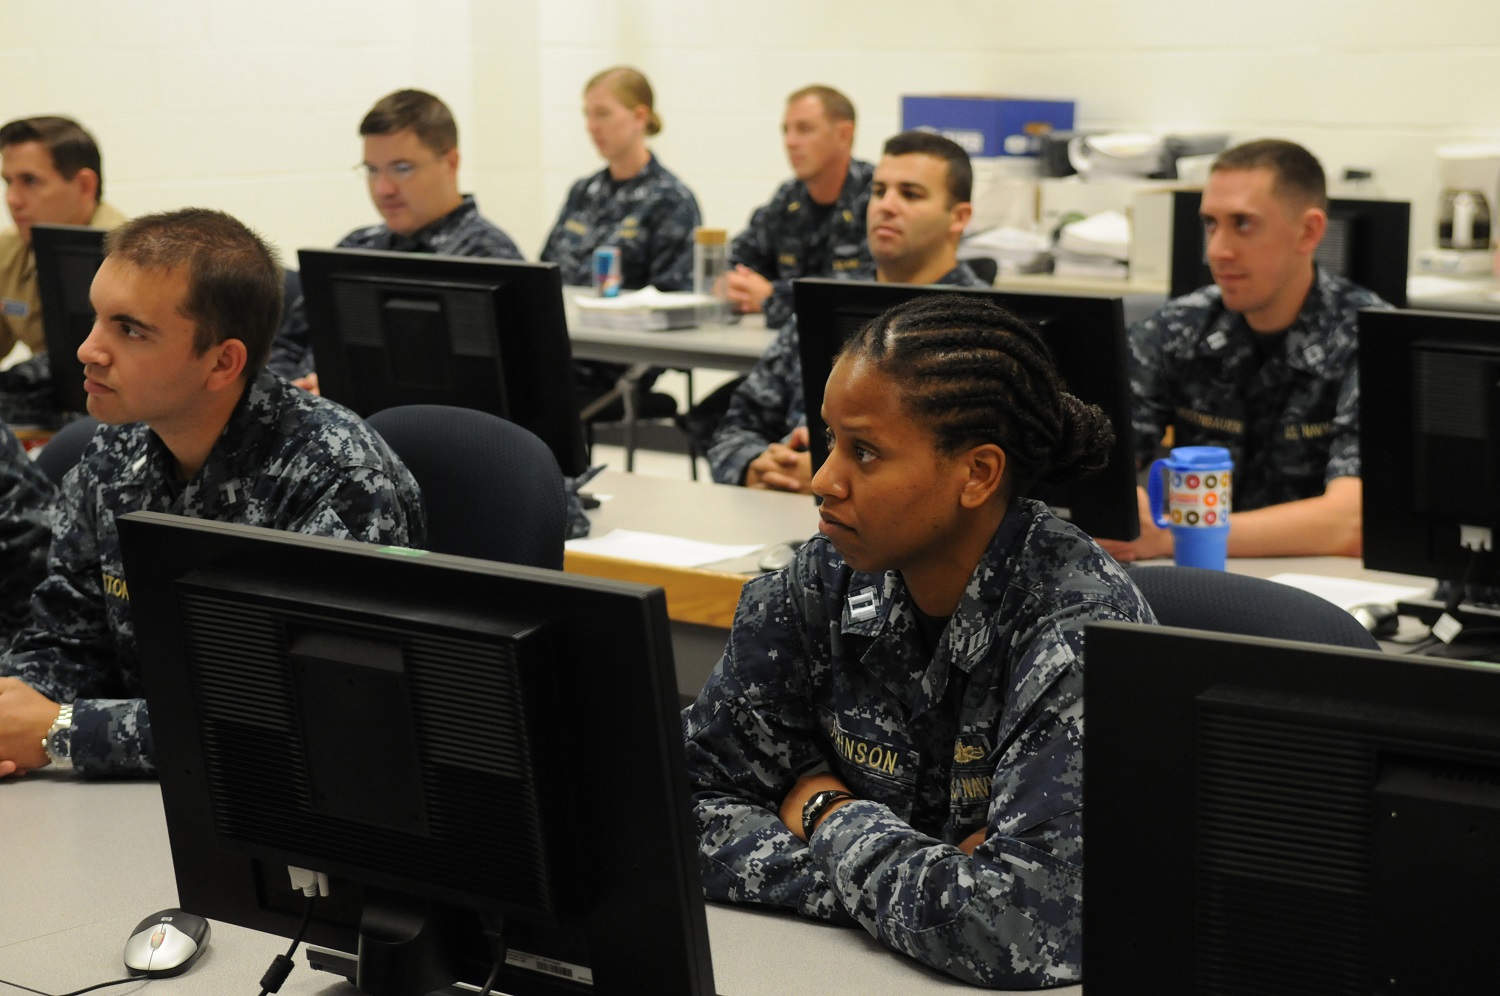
[475,916,507,996]
[1405,549,1483,657]
[256,893,317,996]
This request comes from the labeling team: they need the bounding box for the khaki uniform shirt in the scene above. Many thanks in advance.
[0,201,128,361]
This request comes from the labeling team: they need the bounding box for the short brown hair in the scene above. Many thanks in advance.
[105,208,284,377]
[0,115,104,201]
[883,131,973,206]
[787,85,855,126]
[359,89,458,155]
[1211,139,1328,211]
[585,67,662,137]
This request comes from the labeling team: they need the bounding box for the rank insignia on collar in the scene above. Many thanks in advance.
[848,587,879,622]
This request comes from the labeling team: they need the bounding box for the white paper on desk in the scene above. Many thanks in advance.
[566,528,761,568]
[1267,573,1432,610]
[573,287,718,311]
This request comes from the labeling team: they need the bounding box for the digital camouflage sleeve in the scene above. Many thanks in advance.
[0,419,55,645]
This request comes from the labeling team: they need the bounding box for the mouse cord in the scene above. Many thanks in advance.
[0,976,142,996]
[256,894,317,996]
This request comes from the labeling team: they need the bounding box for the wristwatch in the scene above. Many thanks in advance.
[43,703,75,770]
[801,788,853,838]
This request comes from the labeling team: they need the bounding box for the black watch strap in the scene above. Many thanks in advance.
[801,789,854,837]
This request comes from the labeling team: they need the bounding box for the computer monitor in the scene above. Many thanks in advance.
[1168,191,1411,307]
[31,223,106,417]
[298,249,588,477]
[793,278,1140,541]
[1360,306,1500,630]
[118,511,714,996]
[1083,621,1500,994]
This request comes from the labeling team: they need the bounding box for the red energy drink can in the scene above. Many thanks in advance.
[592,246,622,297]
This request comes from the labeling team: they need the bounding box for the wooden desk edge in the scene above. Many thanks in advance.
[564,551,748,629]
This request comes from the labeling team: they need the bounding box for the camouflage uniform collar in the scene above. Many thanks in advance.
[1192,265,1336,373]
[160,370,280,508]
[843,498,1037,714]
[387,194,481,252]
[590,154,664,195]
[815,158,874,211]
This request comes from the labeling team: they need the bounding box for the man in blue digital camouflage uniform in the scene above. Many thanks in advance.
[0,418,54,645]
[708,131,982,493]
[0,208,425,779]
[267,89,524,385]
[723,85,875,329]
[1101,139,1385,562]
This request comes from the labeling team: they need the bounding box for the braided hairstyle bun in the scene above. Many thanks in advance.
[837,293,1115,493]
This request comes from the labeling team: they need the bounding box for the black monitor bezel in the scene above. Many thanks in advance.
[119,511,714,995]
[793,277,1140,541]
[31,222,106,418]
[298,248,588,478]
[1169,192,1410,307]
[1083,620,1500,994]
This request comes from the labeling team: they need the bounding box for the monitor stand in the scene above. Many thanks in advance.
[306,947,470,996]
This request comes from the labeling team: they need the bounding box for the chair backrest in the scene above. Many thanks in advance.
[964,256,999,286]
[34,415,100,485]
[1128,565,1382,651]
[366,404,566,570]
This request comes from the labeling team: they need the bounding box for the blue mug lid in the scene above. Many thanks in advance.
[1167,446,1232,469]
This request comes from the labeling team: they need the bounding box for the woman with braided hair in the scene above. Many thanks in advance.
[683,292,1155,988]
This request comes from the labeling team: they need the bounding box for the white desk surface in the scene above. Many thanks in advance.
[564,296,775,375]
[0,776,1062,996]
[585,468,819,570]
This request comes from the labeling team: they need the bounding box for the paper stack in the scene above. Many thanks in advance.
[573,287,721,331]
[1053,209,1131,280]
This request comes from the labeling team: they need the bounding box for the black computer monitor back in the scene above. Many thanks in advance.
[121,511,714,995]
[1084,621,1500,994]
[299,249,588,477]
[1360,307,1500,592]
[1169,192,1410,307]
[32,223,106,416]
[793,277,1140,541]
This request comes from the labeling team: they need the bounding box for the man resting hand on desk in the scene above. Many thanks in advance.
[1099,139,1387,562]
[706,130,984,494]
[0,209,424,779]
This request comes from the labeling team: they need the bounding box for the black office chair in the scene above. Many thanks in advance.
[579,362,700,478]
[964,256,999,285]
[33,415,99,486]
[1128,565,1382,651]
[366,405,566,570]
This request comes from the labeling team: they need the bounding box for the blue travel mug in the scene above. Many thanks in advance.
[1147,446,1233,570]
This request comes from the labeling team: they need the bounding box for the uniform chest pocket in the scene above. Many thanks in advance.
[821,712,918,799]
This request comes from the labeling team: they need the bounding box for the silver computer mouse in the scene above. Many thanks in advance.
[757,540,803,573]
[124,908,211,978]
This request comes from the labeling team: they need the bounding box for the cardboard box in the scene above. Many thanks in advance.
[901,95,1075,158]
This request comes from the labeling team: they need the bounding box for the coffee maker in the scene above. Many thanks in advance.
[1417,143,1500,276]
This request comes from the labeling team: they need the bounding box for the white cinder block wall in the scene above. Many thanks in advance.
[1,0,1497,270]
